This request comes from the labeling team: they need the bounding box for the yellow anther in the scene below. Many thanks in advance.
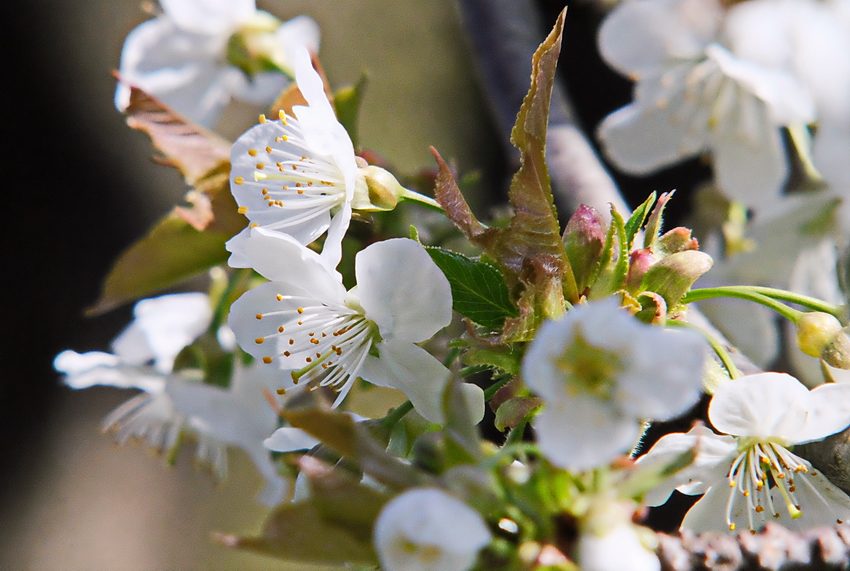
[729,523,736,531]
[238,206,248,214]
[256,314,263,320]
[250,223,259,228]
[276,388,286,395]
[256,163,265,169]
[279,110,286,120]
[263,356,273,364]
[234,177,245,185]
[297,307,304,314]
[259,114,267,123]
[283,351,291,357]
[276,294,283,301]
[265,146,272,153]
[255,337,265,344]
[248,149,258,156]
[278,326,285,333]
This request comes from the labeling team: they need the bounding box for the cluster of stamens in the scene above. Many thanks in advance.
[253,293,376,402]
[726,440,841,533]
[233,111,346,232]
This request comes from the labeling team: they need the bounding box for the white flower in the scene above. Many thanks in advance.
[578,500,660,571]
[228,230,483,424]
[373,488,492,571]
[522,299,707,471]
[54,293,287,506]
[115,0,320,128]
[639,372,850,533]
[229,47,356,269]
[596,0,834,209]
[167,360,288,506]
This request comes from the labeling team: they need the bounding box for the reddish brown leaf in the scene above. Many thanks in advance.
[120,78,232,186]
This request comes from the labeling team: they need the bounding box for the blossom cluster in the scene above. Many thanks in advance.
[52,1,850,570]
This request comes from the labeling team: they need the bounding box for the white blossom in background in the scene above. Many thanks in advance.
[521,299,707,471]
[695,192,841,369]
[228,231,484,424]
[596,0,850,210]
[373,488,492,571]
[54,293,287,506]
[167,360,288,506]
[639,373,850,533]
[229,47,355,269]
[115,0,320,128]
[577,500,660,571]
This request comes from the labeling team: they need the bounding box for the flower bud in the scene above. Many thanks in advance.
[796,312,850,369]
[226,12,289,77]
[626,248,655,293]
[352,165,405,211]
[563,205,606,293]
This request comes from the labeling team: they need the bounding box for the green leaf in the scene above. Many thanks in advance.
[215,502,377,565]
[494,396,542,431]
[86,213,232,315]
[426,247,518,330]
[334,73,368,149]
[624,192,656,249]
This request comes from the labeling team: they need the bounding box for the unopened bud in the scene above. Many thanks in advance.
[226,12,290,77]
[626,248,655,293]
[563,205,606,293]
[352,165,405,211]
[796,312,850,369]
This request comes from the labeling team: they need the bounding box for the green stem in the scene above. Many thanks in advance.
[399,188,444,212]
[211,268,252,332]
[682,286,808,322]
[666,319,740,380]
[380,401,414,430]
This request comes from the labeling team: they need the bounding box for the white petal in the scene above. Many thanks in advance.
[115,293,212,373]
[637,426,736,506]
[160,0,254,35]
[226,227,344,295]
[274,16,321,75]
[116,16,236,127]
[681,482,763,533]
[709,372,809,440]
[534,401,641,471]
[374,488,491,571]
[233,71,288,105]
[597,91,708,176]
[799,382,850,443]
[578,524,660,571]
[264,427,320,452]
[54,350,165,393]
[360,340,451,425]
[771,466,850,530]
[598,0,721,76]
[356,238,452,342]
[710,109,788,209]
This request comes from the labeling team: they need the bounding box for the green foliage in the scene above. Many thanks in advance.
[624,192,656,249]
[426,247,519,331]
[334,73,368,149]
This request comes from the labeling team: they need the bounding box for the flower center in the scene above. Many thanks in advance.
[554,328,623,400]
[725,440,843,533]
[233,112,348,230]
[254,293,378,404]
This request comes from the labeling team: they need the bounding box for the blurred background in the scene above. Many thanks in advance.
[0,0,698,568]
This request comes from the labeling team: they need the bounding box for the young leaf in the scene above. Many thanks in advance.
[624,192,656,249]
[86,214,232,315]
[215,502,377,565]
[426,247,518,331]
